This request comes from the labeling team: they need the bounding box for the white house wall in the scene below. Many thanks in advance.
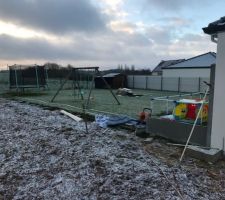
[162,68,210,78]
[210,32,225,150]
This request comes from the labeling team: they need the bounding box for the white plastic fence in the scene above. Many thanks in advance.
[127,75,210,93]
[150,92,208,116]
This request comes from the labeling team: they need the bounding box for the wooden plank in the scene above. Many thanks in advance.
[60,110,83,122]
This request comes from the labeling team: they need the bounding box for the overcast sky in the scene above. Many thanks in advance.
[0,0,224,69]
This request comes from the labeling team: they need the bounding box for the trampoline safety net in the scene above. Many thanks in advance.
[9,65,47,89]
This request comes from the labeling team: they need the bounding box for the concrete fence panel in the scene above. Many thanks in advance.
[133,75,146,89]
[127,75,209,93]
[147,76,162,90]
[127,75,134,88]
[162,77,179,91]
[180,77,199,92]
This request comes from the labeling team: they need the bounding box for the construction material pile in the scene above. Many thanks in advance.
[116,88,143,97]
[0,99,224,199]
[116,88,134,96]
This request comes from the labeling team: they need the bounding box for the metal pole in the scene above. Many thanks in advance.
[45,67,49,89]
[51,70,72,102]
[179,86,210,162]
[15,68,18,90]
[166,97,169,114]
[20,65,24,92]
[86,69,95,108]
[150,99,154,115]
[97,69,120,105]
[35,66,39,89]
[76,78,88,134]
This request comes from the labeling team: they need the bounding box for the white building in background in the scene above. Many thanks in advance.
[152,59,185,76]
[162,52,216,78]
[203,16,225,151]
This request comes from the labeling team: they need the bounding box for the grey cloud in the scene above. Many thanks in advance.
[181,33,206,41]
[0,30,215,69]
[0,34,80,60]
[0,0,105,34]
[151,33,215,60]
[111,32,152,47]
[137,0,212,12]
[146,26,172,44]
[159,17,191,27]
[144,0,193,10]
[0,31,154,66]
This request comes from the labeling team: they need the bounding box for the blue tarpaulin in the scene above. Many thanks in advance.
[95,114,139,128]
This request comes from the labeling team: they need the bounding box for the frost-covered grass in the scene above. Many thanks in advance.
[0,77,198,118]
[8,88,180,118]
[0,71,9,93]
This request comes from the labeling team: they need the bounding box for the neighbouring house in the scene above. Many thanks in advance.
[203,16,225,151]
[162,52,216,78]
[9,64,47,89]
[152,59,184,75]
[95,73,127,89]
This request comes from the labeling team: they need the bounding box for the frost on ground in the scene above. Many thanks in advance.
[0,99,225,200]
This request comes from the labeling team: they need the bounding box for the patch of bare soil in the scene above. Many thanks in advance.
[0,99,224,199]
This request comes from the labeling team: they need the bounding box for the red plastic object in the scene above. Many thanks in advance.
[139,112,146,121]
[186,104,197,120]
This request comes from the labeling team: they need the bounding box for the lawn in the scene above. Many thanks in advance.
[0,71,9,93]
[0,76,201,118]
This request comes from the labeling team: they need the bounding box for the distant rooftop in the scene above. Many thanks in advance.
[163,52,216,69]
[152,59,185,73]
[103,73,121,77]
[203,16,225,34]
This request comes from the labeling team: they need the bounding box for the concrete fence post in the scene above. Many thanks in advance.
[161,76,163,91]
[132,75,134,89]
[178,77,181,92]
[146,76,148,89]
